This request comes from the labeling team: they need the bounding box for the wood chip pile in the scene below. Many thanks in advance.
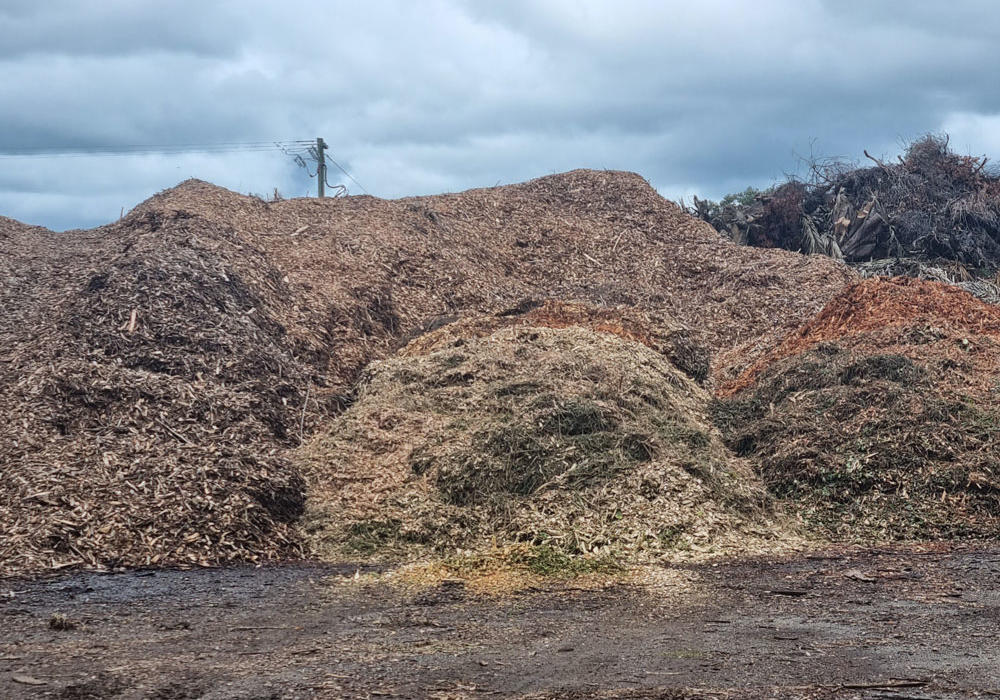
[1,213,312,575]
[138,170,855,387]
[721,277,1000,396]
[714,278,1000,538]
[300,324,774,561]
[2,169,851,576]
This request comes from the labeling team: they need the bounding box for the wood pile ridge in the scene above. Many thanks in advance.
[136,169,855,387]
[713,277,1000,538]
[399,300,711,383]
[1,168,848,576]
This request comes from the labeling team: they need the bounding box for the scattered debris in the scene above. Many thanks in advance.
[48,613,77,630]
[12,674,47,686]
[843,569,876,583]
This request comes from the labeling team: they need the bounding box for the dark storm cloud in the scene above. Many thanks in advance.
[1,0,999,230]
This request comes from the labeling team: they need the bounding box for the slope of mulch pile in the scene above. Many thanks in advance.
[1,169,846,577]
[0,212,315,576]
[300,321,774,562]
[713,277,1000,539]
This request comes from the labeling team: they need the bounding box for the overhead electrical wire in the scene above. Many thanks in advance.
[0,137,371,198]
[325,153,368,195]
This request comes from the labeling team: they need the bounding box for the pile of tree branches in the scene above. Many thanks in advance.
[693,134,1000,275]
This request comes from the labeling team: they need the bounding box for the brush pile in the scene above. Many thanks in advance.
[714,278,1000,539]
[695,134,1000,278]
[300,319,771,560]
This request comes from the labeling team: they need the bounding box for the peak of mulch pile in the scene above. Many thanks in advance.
[400,300,710,383]
[1,169,846,576]
[139,170,855,387]
[1,214,46,239]
[714,278,1000,539]
[301,324,774,561]
[788,276,1000,339]
[721,277,1000,396]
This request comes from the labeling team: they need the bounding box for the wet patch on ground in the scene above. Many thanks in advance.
[2,549,1000,698]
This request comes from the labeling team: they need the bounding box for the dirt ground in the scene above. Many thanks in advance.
[2,547,1000,699]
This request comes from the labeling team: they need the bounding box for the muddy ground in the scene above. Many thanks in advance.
[2,547,999,699]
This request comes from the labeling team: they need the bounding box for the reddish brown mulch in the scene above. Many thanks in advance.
[719,277,1000,397]
[713,277,1000,538]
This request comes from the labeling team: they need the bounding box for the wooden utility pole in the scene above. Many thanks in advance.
[316,137,328,198]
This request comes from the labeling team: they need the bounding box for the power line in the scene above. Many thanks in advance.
[325,153,368,195]
[284,139,367,197]
[0,136,372,200]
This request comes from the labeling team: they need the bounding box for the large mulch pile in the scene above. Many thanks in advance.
[1,169,848,576]
[300,321,773,561]
[713,278,1000,539]
[0,213,314,575]
[137,169,855,386]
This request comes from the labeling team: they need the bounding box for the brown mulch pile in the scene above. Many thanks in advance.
[1,213,313,575]
[1,169,848,576]
[713,278,1000,538]
[139,170,855,387]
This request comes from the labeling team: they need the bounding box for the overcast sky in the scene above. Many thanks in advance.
[2,0,1000,231]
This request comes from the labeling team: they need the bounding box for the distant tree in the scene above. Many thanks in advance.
[719,186,764,209]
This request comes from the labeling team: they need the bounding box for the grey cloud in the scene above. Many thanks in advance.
[0,1,245,59]
[2,0,1000,230]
